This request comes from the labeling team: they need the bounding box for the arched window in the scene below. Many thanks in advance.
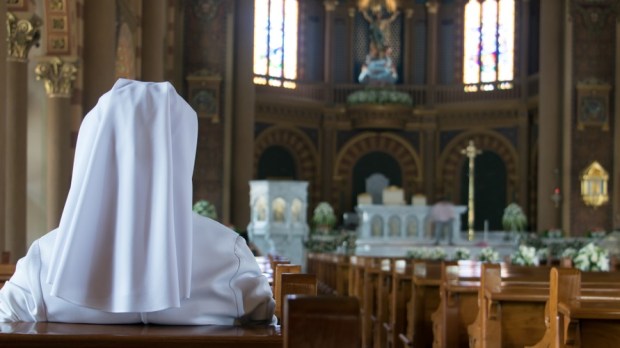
[253,0,298,89]
[463,0,515,92]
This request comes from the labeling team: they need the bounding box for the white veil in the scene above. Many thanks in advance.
[45,79,198,313]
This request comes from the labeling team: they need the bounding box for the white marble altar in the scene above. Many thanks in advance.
[247,180,309,266]
[355,204,467,241]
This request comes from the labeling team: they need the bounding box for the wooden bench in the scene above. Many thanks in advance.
[530,267,620,348]
[384,259,412,348]
[0,263,16,288]
[283,295,360,348]
[469,264,620,348]
[431,260,483,348]
[0,322,282,348]
[399,260,452,348]
[273,263,301,318]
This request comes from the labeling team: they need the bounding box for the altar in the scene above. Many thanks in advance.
[353,204,524,258]
[356,204,467,240]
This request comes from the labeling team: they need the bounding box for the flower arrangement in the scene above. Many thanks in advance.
[561,247,578,259]
[478,247,500,263]
[312,202,337,229]
[406,247,447,261]
[454,247,471,261]
[192,199,218,220]
[502,203,527,232]
[510,245,539,266]
[572,243,610,272]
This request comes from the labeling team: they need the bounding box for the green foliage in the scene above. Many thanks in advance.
[192,199,218,220]
[346,88,413,106]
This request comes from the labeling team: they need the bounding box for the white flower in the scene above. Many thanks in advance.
[502,203,527,232]
[562,248,577,259]
[454,247,471,261]
[479,247,500,263]
[573,243,610,272]
[511,245,539,266]
[312,202,336,228]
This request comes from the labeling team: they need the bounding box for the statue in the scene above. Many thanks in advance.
[358,5,400,85]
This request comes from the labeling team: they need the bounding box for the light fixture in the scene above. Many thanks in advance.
[580,161,609,208]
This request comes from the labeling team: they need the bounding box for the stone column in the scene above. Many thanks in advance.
[0,0,7,257]
[347,6,355,82]
[425,1,439,107]
[6,12,41,261]
[34,57,78,230]
[324,0,336,102]
[614,19,620,228]
[232,0,255,229]
[403,7,414,84]
[518,0,530,209]
[142,0,167,81]
[537,0,562,231]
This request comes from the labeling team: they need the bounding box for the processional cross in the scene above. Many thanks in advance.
[461,140,482,241]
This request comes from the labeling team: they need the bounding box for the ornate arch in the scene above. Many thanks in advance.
[254,126,319,200]
[333,132,422,211]
[438,130,518,203]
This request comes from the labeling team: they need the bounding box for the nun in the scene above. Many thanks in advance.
[0,79,275,324]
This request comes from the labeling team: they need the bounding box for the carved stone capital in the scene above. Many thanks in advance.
[324,0,338,12]
[35,57,78,98]
[7,12,42,62]
[426,1,440,14]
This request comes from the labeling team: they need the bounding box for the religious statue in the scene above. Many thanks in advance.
[358,4,400,85]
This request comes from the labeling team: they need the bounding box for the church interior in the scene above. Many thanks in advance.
[3,0,620,345]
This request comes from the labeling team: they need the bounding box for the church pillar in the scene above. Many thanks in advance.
[425,1,439,107]
[347,6,355,83]
[403,7,414,84]
[613,18,620,228]
[560,2,573,234]
[6,12,41,261]
[537,0,563,231]
[0,1,6,257]
[421,111,437,201]
[232,0,255,229]
[34,57,78,230]
[141,0,167,81]
[324,1,336,102]
[517,0,530,210]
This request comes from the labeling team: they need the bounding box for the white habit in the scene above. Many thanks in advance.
[0,79,275,324]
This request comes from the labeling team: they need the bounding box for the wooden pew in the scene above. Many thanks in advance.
[399,260,452,348]
[273,264,301,318]
[283,295,361,348]
[373,258,396,348]
[362,257,383,348]
[431,260,482,348]
[468,263,551,348]
[0,323,282,348]
[530,268,620,348]
[0,263,16,288]
[279,273,318,323]
[384,259,412,348]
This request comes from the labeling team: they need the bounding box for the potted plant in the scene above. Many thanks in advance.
[312,202,337,233]
[502,203,527,241]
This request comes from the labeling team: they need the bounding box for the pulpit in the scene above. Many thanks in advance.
[247,181,309,266]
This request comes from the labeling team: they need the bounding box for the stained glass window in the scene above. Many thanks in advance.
[253,0,298,89]
[463,0,515,92]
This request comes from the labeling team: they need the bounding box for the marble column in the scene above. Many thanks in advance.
[425,1,439,107]
[34,57,78,230]
[6,12,42,261]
